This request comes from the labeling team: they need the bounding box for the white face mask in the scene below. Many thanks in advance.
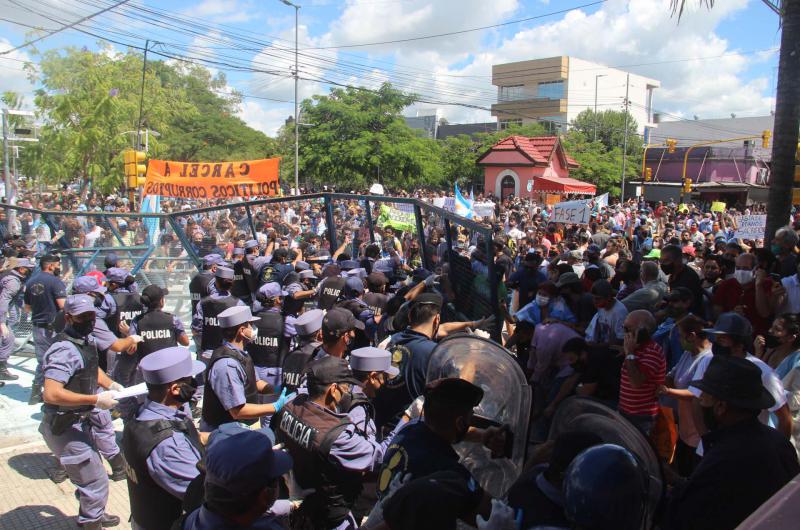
[734,269,754,285]
[535,294,550,307]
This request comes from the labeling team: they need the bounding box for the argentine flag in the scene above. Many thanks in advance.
[140,194,161,246]
[455,183,474,219]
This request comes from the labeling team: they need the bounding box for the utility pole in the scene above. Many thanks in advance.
[2,110,9,230]
[133,40,149,209]
[280,0,300,195]
[620,73,630,202]
[593,74,606,142]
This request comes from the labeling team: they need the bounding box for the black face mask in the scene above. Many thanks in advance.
[701,404,719,431]
[176,381,197,403]
[660,262,674,275]
[765,334,781,349]
[69,320,95,337]
[53,267,62,277]
[711,342,732,356]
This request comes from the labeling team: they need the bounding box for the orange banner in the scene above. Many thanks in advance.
[143,158,280,199]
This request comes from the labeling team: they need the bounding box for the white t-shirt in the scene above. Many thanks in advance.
[584,301,628,344]
[780,274,800,314]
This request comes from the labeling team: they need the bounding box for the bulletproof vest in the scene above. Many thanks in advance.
[343,392,374,437]
[231,260,251,300]
[122,417,204,530]
[281,341,321,393]
[199,295,239,352]
[133,309,178,360]
[317,276,345,310]
[259,261,278,286]
[245,311,286,368]
[201,345,259,428]
[189,271,214,315]
[362,292,388,317]
[107,291,144,338]
[276,395,362,527]
[55,333,99,413]
[244,254,260,292]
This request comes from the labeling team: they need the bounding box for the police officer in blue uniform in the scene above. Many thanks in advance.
[248,283,288,402]
[123,346,206,530]
[25,254,67,404]
[200,306,294,431]
[39,295,123,530]
[188,254,222,319]
[180,430,292,530]
[129,284,190,366]
[231,240,258,304]
[104,267,144,388]
[0,257,35,382]
[191,266,242,362]
[281,309,324,393]
[347,347,399,438]
[276,356,392,530]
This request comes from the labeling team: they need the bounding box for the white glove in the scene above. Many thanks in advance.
[108,382,124,393]
[424,273,440,288]
[477,499,517,530]
[95,391,119,410]
[268,499,294,516]
[403,395,424,421]
[129,334,144,343]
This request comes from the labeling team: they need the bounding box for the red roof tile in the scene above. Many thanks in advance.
[479,135,579,168]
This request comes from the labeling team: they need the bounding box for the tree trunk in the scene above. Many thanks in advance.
[766,0,800,245]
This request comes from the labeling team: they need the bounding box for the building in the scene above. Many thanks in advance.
[490,56,660,134]
[476,135,594,201]
[629,115,775,205]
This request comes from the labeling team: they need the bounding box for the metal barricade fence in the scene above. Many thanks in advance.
[1,193,500,348]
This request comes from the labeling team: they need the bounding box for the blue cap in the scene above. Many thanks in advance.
[64,294,96,316]
[106,267,130,284]
[350,347,399,377]
[295,261,310,271]
[340,260,359,271]
[259,282,287,299]
[139,347,205,385]
[294,309,324,336]
[14,258,36,269]
[104,254,119,268]
[233,247,245,256]
[73,275,107,294]
[703,312,753,339]
[218,306,259,328]
[207,422,275,450]
[245,239,259,250]
[345,276,365,295]
[205,431,293,494]
[203,254,223,266]
[215,266,234,280]
[299,270,316,280]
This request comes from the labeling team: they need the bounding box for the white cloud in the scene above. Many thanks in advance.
[237,99,293,136]
[190,0,261,24]
[0,38,37,105]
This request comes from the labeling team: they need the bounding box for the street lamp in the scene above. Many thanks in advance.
[593,74,607,142]
[279,0,300,195]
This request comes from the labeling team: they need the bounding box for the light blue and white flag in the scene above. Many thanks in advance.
[455,183,474,219]
[594,192,609,210]
[139,194,161,246]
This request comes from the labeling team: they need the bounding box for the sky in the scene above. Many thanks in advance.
[0,0,784,137]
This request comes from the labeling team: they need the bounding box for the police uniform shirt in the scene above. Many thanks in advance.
[205,341,253,413]
[183,506,284,530]
[135,399,201,500]
[389,329,438,399]
[25,270,67,323]
[190,292,244,336]
[95,294,116,320]
[90,318,120,352]
[129,314,186,342]
[0,270,25,324]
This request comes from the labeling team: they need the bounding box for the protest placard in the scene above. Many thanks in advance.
[552,199,591,225]
[734,215,767,240]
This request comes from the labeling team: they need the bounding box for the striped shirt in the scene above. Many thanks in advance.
[619,340,666,417]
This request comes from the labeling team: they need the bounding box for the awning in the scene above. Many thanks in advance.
[533,175,596,195]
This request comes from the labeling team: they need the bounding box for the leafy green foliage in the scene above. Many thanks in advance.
[570,109,642,154]
[561,129,642,197]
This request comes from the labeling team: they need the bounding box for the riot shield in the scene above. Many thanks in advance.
[548,396,665,529]
[426,333,531,498]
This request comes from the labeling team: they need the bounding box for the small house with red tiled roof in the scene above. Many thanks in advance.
[477,135,595,201]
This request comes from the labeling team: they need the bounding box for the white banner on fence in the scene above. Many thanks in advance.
[734,215,767,240]
[473,202,496,218]
[552,199,592,225]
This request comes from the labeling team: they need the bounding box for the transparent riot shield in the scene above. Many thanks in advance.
[426,334,531,498]
[548,396,665,529]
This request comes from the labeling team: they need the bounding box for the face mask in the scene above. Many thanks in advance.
[765,334,781,349]
[701,404,719,432]
[70,319,95,337]
[771,244,782,255]
[733,269,753,285]
[712,342,732,356]
[660,262,674,275]
[53,267,62,277]
[535,294,550,307]
[176,381,197,403]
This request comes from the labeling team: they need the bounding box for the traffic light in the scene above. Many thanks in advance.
[761,130,771,149]
[644,167,652,182]
[124,149,147,188]
[666,138,677,154]
[683,177,693,194]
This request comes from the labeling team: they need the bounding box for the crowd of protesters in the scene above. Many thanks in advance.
[0,183,798,530]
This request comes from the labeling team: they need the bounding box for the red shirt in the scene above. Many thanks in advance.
[619,340,666,417]
[712,277,773,336]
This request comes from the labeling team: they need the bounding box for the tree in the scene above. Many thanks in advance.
[297,83,444,189]
[671,1,800,244]
[562,130,640,197]
[570,108,642,154]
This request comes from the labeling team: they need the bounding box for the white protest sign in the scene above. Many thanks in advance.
[552,199,592,225]
[734,215,767,240]
[473,201,495,218]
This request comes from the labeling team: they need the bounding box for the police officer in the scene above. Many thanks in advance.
[189,254,222,317]
[282,309,324,393]
[105,268,145,388]
[0,257,35,382]
[191,266,242,362]
[200,306,293,431]
[282,269,316,331]
[248,283,288,395]
[231,240,258,304]
[123,346,205,530]
[363,272,390,319]
[276,356,391,529]
[347,347,399,438]
[39,295,122,530]
[314,307,365,362]
[130,285,190,364]
[180,430,292,530]
[25,254,67,405]
[298,269,319,311]
[317,268,346,311]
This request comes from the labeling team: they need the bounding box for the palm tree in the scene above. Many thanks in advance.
[672,1,800,244]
